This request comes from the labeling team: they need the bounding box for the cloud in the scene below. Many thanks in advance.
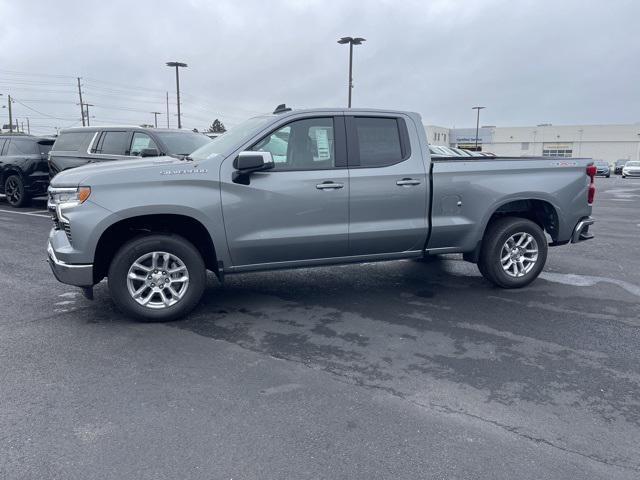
[0,0,638,135]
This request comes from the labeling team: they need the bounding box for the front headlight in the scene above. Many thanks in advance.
[48,186,91,222]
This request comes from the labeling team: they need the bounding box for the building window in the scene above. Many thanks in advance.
[542,143,573,158]
[542,149,573,157]
[521,142,529,150]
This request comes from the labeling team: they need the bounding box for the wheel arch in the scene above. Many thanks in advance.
[93,213,218,283]
[464,197,560,263]
[0,166,25,191]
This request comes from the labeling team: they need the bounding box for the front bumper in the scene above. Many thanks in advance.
[622,171,640,177]
[571,216,595,243]
[47,242,94,287]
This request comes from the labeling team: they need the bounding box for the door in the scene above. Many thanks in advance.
[346,115,429,255]
[221,116,349,267]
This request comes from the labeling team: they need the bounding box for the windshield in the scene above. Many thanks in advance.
[154,131,211,156]
[626,161,640,167]
[595,161,608,166]
[190,115,274,160]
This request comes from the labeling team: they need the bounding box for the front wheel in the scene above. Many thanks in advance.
[478,217,548,289]
[4,174,30,207]
[108,234,206,321]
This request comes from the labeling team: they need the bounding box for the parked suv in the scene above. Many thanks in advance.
[0,134,55,207]
[48,127,211,178]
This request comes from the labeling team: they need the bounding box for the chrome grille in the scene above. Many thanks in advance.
[48,204,61,230]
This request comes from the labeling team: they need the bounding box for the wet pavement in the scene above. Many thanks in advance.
[0,177,639,479]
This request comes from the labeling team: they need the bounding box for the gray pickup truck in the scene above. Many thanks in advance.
[46,107,596,321]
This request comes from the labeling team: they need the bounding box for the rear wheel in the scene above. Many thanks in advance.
[4,174,29,207]
[478,217,547,289]
[108,234,206,322]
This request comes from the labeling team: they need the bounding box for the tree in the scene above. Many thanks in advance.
[207,119,226,134]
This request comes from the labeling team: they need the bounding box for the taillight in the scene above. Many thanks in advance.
[587,164,596,204]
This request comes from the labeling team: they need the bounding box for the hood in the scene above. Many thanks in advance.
[50,156,182,187]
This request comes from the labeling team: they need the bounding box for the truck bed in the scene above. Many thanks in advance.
[426,156,593,253]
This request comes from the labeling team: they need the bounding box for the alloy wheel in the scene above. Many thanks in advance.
[126,251,190,309]
[500,232,539,278]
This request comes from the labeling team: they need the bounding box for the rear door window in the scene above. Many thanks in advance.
[350,117,407,167]
[92,131,129,155]
[130,132,159,156]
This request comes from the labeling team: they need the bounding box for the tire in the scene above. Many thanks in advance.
[477,260,487,277]
[478,217,548,289]
[4,174,30,208]
[108,234,206,322]
[606,174,610,178]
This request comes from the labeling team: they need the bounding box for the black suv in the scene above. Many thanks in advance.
[49,126,211,178]
[0,134,55,207]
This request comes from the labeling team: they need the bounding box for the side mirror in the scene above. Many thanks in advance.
[140,148,160,158]
[232,151,274,185]
[233,151,274,170]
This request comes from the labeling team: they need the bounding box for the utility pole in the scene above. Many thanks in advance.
[21,121,24,133]
[26,117,30,135]
[472,106,485,151]
[8,95,13,133]
[166,62,187,129]
[83,103,94,126]
[151,111,162,128]
[77,77,85,126]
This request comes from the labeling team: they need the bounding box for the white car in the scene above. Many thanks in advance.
[622,160,640,178]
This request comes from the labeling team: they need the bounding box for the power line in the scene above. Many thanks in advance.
[0,68,76,79]
[10,96,80,121]
[83,77,167,94]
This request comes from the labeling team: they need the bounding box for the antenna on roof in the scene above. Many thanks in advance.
[273,104,292,114]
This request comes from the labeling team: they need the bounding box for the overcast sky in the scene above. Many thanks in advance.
[1,0,638,135]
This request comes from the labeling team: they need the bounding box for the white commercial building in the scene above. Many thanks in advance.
[425,123,640,163]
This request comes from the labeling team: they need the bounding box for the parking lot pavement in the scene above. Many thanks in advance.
[1,177,639,479]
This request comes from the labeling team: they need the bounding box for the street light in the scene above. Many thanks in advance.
[337,37,365,108]
[166,61,187,129]
[472,106,485,151]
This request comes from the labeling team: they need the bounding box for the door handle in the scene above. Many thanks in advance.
[316,181,344,190]
[396,178,421,186]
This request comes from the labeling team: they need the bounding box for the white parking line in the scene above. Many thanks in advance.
[0,208,50,218]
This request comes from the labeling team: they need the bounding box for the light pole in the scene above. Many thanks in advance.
[337,37,365,108]
[151,111,162,128]
[166,61,187,128]
[472,106,485,151]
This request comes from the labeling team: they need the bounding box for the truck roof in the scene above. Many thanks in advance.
[270,107,421,117]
